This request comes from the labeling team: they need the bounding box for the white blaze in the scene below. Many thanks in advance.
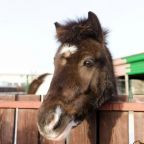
[60,45,78,55]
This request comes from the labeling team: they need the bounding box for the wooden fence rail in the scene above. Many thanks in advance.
[0,95,144,144]
[0,101,144,111]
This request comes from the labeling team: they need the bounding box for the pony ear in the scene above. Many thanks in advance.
[54,22,65,37]
[88,11,104,42]
[54,22,62,29]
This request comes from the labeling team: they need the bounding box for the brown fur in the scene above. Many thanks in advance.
[55,13,107,44]
[37,11,117,140]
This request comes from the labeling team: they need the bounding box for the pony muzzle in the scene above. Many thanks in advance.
[37,106,78,141]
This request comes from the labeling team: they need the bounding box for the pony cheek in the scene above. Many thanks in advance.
[78,69,95,91]
[89,70,100,92]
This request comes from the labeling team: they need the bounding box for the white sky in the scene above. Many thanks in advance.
[0,0,144,74]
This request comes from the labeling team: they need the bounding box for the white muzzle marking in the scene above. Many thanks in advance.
[45,106,62,131]
[54,120,78,141]
[45,120,78,141]
[37,106,78,141]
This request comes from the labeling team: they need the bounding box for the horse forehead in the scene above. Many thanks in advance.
[59,45,78,56]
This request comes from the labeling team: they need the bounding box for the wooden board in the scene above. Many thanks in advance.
[17,109,38,144]
[68,112,97,144]
[0,96,15,144]
[16,95,39,144]
[40,137,65,144]
[99,111,129,144]
[134,112,144,142]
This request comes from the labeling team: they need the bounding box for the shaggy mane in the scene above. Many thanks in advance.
[55,17,108,45]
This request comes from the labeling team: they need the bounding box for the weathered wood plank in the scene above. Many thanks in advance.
[0,96,15,144]
[1,101,144,111]
[68,112,97,144]
[17,109,38,144]
[16,95,39,144]
[134,112,144,142]
[100,102,144,111]
[99,111,128,144]
[40,137,65,144]
[0,101,41,108]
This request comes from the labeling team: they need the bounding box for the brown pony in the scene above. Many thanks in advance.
[36,11,117,141]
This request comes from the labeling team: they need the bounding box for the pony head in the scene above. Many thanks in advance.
[37,11,117,141]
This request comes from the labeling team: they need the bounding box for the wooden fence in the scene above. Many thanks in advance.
[0,95,144,144]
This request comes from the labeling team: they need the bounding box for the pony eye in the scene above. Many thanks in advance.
[83,59,95,68]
